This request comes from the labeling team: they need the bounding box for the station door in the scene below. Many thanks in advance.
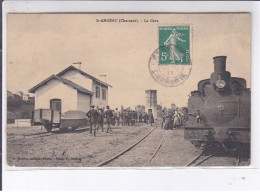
[50,99,62,112]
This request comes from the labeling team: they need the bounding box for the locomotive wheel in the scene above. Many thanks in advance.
[44,123,53,132]
[221,142,250,157]
[190,140,202,149]
[222,142,236,151]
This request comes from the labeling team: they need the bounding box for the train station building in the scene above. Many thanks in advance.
[29,66,112,113]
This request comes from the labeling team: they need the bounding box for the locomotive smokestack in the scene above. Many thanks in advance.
[213,56,227,73]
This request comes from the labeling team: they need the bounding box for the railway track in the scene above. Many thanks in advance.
[186,152,250,167]
[185,152,213,167]
[96,125,166,167]
[236,156,250,166]
[7,131,55,140]
[143,132,166,166]
[23,131,53,137]
[20,126,90,139]
[236,156,241,166]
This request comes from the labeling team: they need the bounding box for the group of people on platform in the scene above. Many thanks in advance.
[86,104,201,135]
[86,105,154,137]
[161,109,188,130]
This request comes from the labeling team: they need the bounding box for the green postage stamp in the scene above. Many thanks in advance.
[148,25,192,87]
[158,26,190,65]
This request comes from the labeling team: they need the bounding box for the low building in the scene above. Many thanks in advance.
[28,96,35,104]
[23,94,29,101]
[29,65,112,113]
[15,91,23,98]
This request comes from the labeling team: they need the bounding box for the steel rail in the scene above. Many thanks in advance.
[236,156,241,166]
[22,131,51,137]
[95,126,158,167]
[143,131,166,166]
[192,155,213,166]
[246,159,251,166]
[185,152,204,166]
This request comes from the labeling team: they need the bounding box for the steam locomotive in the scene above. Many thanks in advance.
[184,56,250,152]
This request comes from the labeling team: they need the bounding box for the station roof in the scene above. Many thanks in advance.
[28,75,94,95]
[56,65,112,88]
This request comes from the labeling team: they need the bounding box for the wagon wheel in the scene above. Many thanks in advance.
[59,127,66,132]
[44,123,53,132]
[71,126,77,131]
[31,120,35,126]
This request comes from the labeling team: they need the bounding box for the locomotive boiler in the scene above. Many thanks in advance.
[184,56,250,151]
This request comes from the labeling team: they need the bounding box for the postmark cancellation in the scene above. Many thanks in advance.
[149,25,192,87]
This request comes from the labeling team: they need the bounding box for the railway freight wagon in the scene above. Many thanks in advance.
[184,56,250,151]
[32,109,89,132]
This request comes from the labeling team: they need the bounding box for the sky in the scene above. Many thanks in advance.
[7,13,251,109]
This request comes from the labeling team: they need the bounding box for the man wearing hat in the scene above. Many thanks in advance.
[86,105,99,136]
[148,110,154,126]
[126,111,130,126]
[105,106,113,133]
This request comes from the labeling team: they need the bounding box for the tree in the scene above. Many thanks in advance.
[7,95,23,108]
[135,105,145,113]
[171,103,176,110]
[163,107,168,113]
[157,104,162,110]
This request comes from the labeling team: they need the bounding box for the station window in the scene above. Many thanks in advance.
[96,86,100,98]
[102,88,106,100]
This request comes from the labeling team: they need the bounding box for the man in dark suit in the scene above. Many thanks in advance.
[139,112,143,123]
[97,108,104,132]
[86,105,99,136]
[148,111,154,126]
[105,106,113,133]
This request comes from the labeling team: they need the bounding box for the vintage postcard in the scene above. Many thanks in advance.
[5,13,251,168]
